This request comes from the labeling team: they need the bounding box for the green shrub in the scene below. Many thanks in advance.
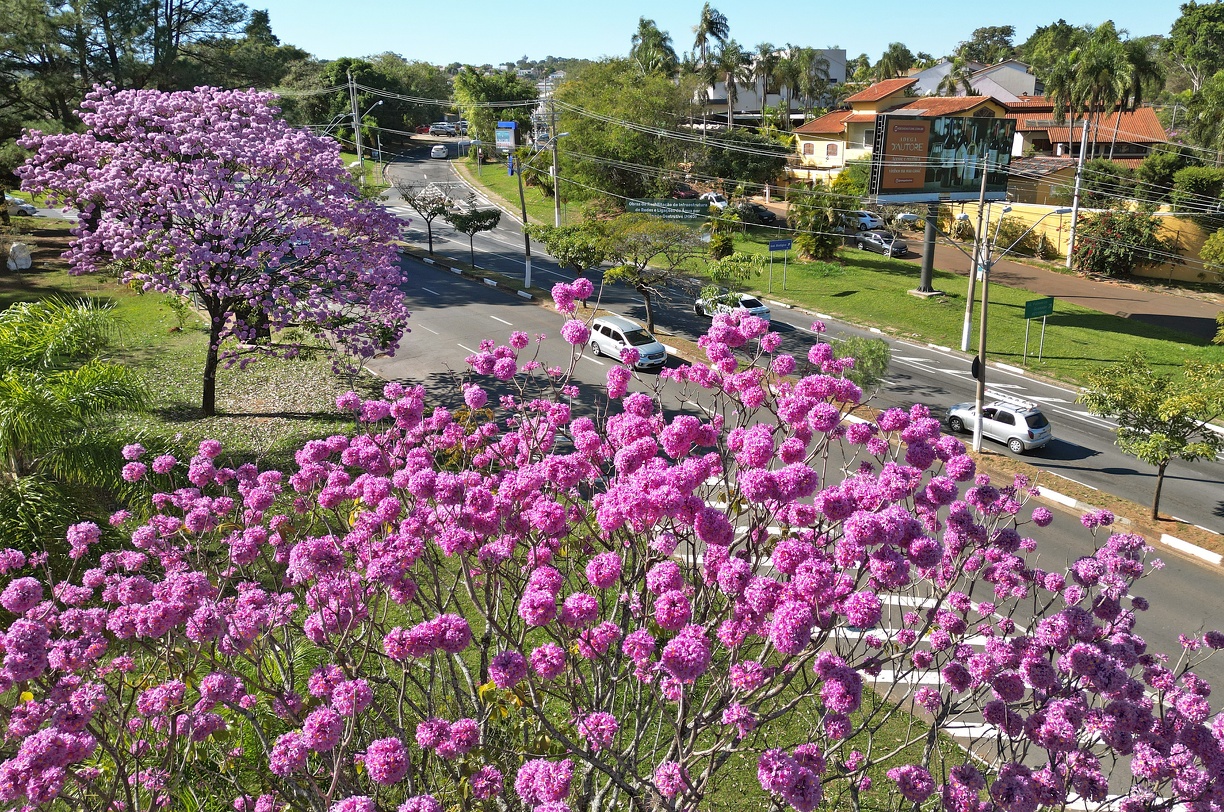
[993,217,1040,257]
[1171,166,1224,229]
[1071,210,1176,277]
[709,232,734,259]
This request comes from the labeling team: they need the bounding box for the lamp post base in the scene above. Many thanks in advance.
[907,288,945,299]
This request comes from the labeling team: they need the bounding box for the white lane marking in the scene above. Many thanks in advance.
[490,315,512,326]
[581,355,606,367]
[421,287,441,296]
[417,325,438,335]
[457,343,477,354]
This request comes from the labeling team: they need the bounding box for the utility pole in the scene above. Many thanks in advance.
[515,154,533,289]
[549,79,561,227]
[1065,119,1089,269]
[963,163,991,352]
[347,71,365,188]
[972,235,995,453]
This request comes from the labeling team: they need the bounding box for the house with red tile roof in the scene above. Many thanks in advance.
[1003,97,1167,168]
[790,78,1007,184]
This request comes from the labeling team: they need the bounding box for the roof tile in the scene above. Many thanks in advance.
[844,77,919,103]
[793,109,853,135]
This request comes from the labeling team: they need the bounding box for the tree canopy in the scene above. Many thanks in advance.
[555,59,688,201]
[18,86,409,417]
[1080,353,1224,519]
[453,68,538,149]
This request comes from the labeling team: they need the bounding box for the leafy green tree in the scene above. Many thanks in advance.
[847,52,873,83]
[714,40,752,125]
[702,252,764,302]
[392,179,451,254]
[1199,226,1224,276]
[603,214,704,331]
[1017,19,1089,80]
[697,129,788,188]
[1167,1,1224,92]
[453,67,537,149]
[753,43,779,111]
[788,180,842,261]
[1171,165,1224,228]
[1135,145,1200,205]
[1070,210,1176,277]
[629,17,679,77]
[834,336,892,393]
[0,298,145,547]
[525,222,611,276]
[937,54,977,96]
[1080,353,1224,519]
[830,159,870,199]
[957,25,1017,65]
[1078,158,1136,208]
[874,43,915,81]
[1185,69,1224,155]
[443,198,502,269]
[555,59,687,201]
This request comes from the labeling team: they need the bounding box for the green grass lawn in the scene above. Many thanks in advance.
[453,156,577,226]
[340,150,389,195]
[722,229,1224,385]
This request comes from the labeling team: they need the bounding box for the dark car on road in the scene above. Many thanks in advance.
[737,202,778,225]
[852,229,908,257]
[669,183,698,199]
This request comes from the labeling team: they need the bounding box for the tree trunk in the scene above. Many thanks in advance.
[641,288,655,333]
[1151,461,1168,521]
[202,317,222,417]
[469,234,475,268]
[426,221,434,254]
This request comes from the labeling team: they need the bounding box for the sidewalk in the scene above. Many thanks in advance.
[922,242,1223,343]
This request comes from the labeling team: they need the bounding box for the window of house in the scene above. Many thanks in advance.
[826,143,838,158]
[863,129,874,146]
[803,143,814,156]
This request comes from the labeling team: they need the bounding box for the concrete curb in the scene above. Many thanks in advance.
[1036,485,1223,567]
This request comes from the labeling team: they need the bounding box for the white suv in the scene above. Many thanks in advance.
[694,291,771,321]
[946,394,1052,454]
[589,316,667,370]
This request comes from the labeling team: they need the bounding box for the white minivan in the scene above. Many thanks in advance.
[589,316,667,370]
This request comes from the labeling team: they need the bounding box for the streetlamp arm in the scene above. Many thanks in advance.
[989,208,1072,266]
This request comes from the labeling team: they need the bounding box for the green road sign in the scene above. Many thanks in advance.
[1024,297,1054,319]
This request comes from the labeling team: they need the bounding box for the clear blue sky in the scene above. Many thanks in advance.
[252,0,1181,67]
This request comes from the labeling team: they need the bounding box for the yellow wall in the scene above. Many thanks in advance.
[944,203,1223,284]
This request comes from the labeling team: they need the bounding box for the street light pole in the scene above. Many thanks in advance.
[963,166,991,352]
[515,132,570,289]
[970,206,1071,452]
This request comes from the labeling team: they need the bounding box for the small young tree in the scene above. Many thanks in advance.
[525,222,611,276]
[702,251,765,304]
[788,180,841,261]
[19,86,408,417]
[1080,352,1224,519]
[443,197,502,269]
[1070,209,1175,277]
[603,214,703,331]
[393,180,451,254]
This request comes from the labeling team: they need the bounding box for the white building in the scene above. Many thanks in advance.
[698,48,848,126]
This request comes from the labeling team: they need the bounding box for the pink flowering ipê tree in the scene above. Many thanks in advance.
[17,85,410,416]
[2,282,1224,812]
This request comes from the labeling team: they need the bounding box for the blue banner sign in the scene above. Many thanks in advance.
[768,239,794,252]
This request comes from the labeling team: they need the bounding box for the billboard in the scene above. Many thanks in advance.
[626,199,708,221]
[495,121,516,152]
[868,115,1015,203]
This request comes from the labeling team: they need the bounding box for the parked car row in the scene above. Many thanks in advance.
[419,121,468,136]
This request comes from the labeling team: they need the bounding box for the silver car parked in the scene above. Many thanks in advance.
[946,394,1053,454]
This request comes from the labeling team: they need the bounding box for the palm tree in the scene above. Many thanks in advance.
[1108,36,1165,159]
[773,46,803,130]
[0,298,146,547]
[630,17,679,77]
[797,47,831,113]
[715,40,751,127]
[753,42,779,123]
[1074,24,1130,158]
[691,3,729,68]
[874,42,915,81]
[936,55,976,96]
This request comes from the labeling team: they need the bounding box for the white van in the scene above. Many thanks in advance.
[589,316,667,370]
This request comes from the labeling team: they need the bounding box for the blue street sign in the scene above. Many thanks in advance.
[507,155,515,176]
[768,239,793,252]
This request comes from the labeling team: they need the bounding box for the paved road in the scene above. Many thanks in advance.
[371,255,1224,724]
[381,152,1224,536]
